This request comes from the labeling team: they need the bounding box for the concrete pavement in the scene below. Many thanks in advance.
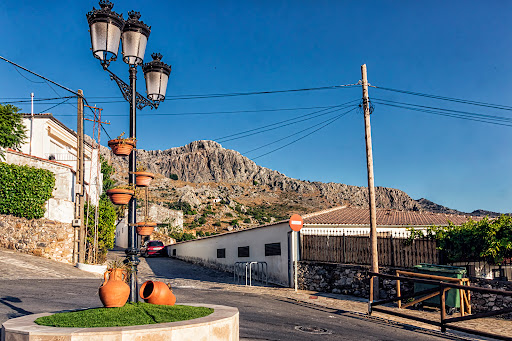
[0,248,509,340]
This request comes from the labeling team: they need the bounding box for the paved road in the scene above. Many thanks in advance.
[0,249,481,340]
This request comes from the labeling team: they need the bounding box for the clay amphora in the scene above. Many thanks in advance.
[99,269,130,308]
[139,280,176,306]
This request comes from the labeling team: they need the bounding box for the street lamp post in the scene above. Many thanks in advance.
[86,0,171,302]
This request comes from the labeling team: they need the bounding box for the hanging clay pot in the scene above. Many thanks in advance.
[137,221,157,236]
[140,280,176,306]
[134,171,155,187]
[106,188,134,205]
[108,139,136,156]
[99,269,130,308]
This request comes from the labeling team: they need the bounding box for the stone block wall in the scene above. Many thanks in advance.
[297,261,414,300]
[0,214,74,264]
[298,261,511,317]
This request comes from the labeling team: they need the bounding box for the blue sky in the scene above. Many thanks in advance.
[1,1,511,213]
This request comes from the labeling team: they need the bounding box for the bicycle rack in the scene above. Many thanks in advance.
[234,261,268,286]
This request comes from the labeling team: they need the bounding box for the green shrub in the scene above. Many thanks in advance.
[0,163,55,219]
[226,212,233,217]
[84,198,117,261]
[169,173,178,180]
[213,221,221,227]
[243,218,251,223]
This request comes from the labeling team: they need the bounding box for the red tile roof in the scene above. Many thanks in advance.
[304,207,479,226]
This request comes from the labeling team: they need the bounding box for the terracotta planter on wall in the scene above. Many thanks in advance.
[106,188,134,205]
[108,139,136,156]
[99,269,130,308]
[140,280,176,306]
[136,221,157,236]
[134,171,155,187]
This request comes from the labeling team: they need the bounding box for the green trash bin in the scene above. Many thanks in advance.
[413,263,467,308]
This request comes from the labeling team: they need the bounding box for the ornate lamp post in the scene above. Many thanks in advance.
[86,0,171,302]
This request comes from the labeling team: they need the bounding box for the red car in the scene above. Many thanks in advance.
[140,240,165,257]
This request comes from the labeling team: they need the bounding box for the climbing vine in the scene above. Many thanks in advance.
[0,163,55,219]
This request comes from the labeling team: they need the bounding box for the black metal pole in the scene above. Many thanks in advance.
[126,65,139,303]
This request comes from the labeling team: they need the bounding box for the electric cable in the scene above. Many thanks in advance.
[215,100,360,142]
[370,85,512,111]
[251,107,358,160]
[243,107,356,154]
[373,98,512,122]
[374,101,512,127]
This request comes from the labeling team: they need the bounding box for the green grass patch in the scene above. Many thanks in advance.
[34,303,213,328]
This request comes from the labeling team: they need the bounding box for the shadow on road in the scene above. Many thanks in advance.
[0,296,33,319]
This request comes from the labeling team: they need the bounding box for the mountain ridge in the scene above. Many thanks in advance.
[101,139,501,219]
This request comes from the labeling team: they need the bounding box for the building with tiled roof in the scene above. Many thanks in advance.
[304,206,477,226]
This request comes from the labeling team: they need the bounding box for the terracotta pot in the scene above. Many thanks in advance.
[99,269,130,308]
[109,268,128,282]
[108,139,136,156]
[140,280,176,306]
[134,171,155,187]
[106,188,134,205]
[136,221,157,236]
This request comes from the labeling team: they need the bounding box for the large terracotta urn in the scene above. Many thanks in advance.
[99,269,130,308]
[140,281,176,306]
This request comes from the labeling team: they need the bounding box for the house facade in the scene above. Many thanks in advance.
[4,113,102,223]
[167,206,478,287]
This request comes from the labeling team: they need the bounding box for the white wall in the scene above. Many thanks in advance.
[168,222,294,286]
[21,116,101,206]
[5,150,75,223]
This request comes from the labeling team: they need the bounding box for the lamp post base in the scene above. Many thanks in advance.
[124,247,140,302]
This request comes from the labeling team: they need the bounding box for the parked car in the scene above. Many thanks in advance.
[140,240,165,257]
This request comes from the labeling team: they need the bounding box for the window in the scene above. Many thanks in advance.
[172,249,176,256]
[238,246,250,258]
[265,242,281,256]
[217,248,226,258]
[148,241,164,247]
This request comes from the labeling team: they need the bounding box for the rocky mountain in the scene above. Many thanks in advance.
[101,139,493,222]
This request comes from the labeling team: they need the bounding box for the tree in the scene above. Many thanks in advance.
[0,104,27,159]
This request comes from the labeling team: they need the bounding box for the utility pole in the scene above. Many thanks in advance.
[361,64,379,301]
[75,89,86,264]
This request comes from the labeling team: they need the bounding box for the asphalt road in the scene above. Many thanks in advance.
[0,249,468,341]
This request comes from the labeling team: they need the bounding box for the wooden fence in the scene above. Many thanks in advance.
[301,234,439,268]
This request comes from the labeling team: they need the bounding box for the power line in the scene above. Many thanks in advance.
[251,107,358,160]
[374,101,512,127]
[83,82,361,102]
[0,96,75,104]
[38,97,73,114]
[215,100,360,142]
[243,107,356,154]
[370,85,512,111]
[19,103,356,116]
[373,98,512,123]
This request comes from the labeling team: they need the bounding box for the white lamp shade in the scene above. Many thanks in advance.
[90,21,122,61]
[122,30,148,65]
[145,71,169,101]
[86,1,124,65]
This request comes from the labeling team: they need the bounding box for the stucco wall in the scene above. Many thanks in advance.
[168,222,293,286]
[5,150,75,223]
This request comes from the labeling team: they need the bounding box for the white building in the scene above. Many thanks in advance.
[167,206,478,287]
[4,113,102,223]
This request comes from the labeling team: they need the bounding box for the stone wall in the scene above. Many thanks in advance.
[297,261,414,300]
[0,214,74,264]
[298,261,511,317]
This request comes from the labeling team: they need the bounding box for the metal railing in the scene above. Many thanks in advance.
[234,261,268,286]
[368,271,512,341]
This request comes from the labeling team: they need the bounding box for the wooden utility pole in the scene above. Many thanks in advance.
[361,64,379,301]
[75,89,86,264]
